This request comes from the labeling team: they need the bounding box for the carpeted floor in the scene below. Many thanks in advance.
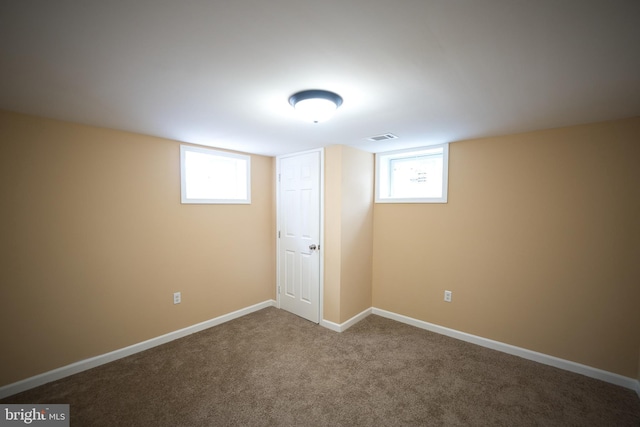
[2,307,639,426]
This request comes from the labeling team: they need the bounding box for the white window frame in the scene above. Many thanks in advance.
[375,143,449,203]
[180,145,251,204]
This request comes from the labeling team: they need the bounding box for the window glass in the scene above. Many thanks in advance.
[376,144,448,203]
[180,145,251,204]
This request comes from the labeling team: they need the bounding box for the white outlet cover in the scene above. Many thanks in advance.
[444,291,452,302]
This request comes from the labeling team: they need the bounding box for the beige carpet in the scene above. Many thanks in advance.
[2,307,639,426]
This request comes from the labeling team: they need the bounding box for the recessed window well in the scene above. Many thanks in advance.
[180,145,251,204]
[376,144,449,203]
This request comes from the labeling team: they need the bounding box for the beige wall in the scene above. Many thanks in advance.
[0,110,275,387]
[339,146,374,322]
[324,146,373,324]
[372,117,640,378]
[2,109,637,387]
[323,146,342,323]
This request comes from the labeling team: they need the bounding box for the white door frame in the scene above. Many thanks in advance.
[276,147,324,323]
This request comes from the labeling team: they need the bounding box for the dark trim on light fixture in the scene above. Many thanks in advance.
[288,90,343,108]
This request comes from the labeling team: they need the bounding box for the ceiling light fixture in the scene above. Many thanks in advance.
[289,89,343,123]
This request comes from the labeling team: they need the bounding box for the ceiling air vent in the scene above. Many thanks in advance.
[367,133,398,142]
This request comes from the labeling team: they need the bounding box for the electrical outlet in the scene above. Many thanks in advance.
[173,292,181,304]
[444,290,452,303]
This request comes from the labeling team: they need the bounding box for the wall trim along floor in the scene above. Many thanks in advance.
[320,308,373,332]
[2,303,638,400]
[371,307,640,397]
[0,300,277,400]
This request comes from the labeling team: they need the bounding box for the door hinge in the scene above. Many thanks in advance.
[278,173,281,182]
[278,230,281,238]
[278,285,281,294]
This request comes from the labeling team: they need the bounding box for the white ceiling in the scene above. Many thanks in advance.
[1,1,639,156]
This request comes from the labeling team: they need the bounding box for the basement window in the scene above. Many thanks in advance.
[375,144,448,203]
[180,145,251,204]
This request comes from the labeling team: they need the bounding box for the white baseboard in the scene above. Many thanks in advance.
[0,300,276,400]
[319,319,341,332]
[372,308,639,393]
[2,302,637,400]
[320,307,372,333]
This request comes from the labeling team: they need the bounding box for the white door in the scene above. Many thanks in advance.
[277,149,321,323]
